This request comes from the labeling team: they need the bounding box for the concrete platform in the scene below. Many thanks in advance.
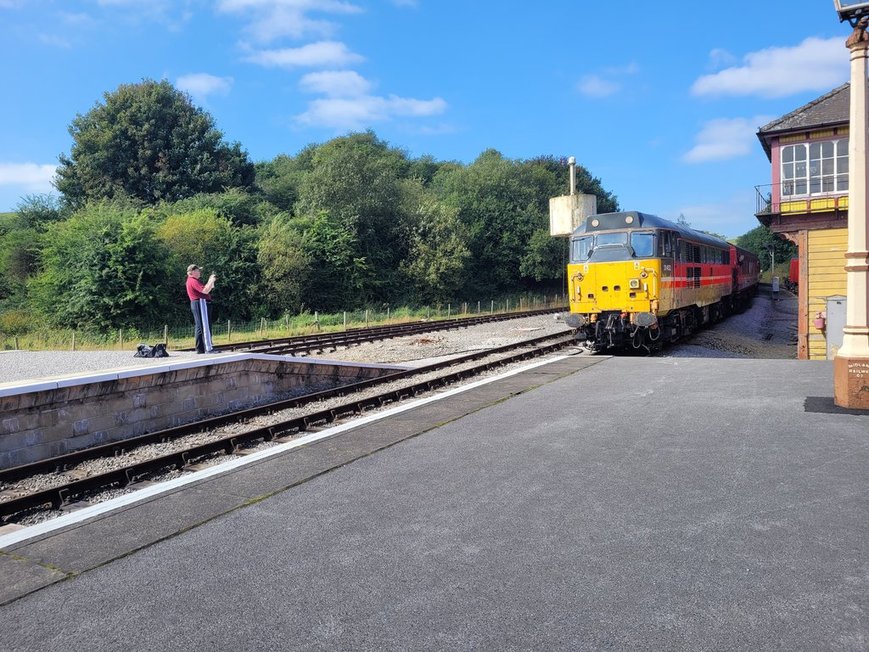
[0,354,867,650]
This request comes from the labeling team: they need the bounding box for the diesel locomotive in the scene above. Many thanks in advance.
[564,211,759,353]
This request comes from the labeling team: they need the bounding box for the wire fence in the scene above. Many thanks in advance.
[0,293,568,352]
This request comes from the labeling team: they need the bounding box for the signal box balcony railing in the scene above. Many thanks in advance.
[755,183,848,218]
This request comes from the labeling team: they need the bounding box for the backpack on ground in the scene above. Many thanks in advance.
[134,343,169,358]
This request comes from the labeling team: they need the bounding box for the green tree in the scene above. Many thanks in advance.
[300,209,369,311]
[520,229,568,283]
[165,189,276,227]
[256,214,312,315]
[0,219,39,308]
[255,146,317,213]
[56,79,255,208]
[295,131,410,303]
[735,224,797,270]
[15,194,65,229]
[431,151,620,297]
[399,180,470,303]
[31,201,172,329]
[155,208,260,322]
[0,196,68,309]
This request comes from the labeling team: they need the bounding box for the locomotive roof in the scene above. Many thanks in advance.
[573,211,731,249]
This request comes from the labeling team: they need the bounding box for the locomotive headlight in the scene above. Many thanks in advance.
[625,215,634,224]
[629,278,640,289]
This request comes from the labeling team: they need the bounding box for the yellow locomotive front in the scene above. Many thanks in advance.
[564,212,667,352]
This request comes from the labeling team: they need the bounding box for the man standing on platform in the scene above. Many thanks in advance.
[186,264,217,353]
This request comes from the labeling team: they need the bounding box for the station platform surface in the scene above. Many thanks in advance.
[1,354,867,650]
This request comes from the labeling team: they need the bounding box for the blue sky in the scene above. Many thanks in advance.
[0,0,854,238]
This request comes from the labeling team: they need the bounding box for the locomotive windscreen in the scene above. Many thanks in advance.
[571,231,657,262]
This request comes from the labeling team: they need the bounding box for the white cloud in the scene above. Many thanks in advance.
[409,123,458,136]
[177,73,234,101]
[391,0,418,6]
[37,33,72,48]
[248,9,335,41]
[299,70,371,96]
[577,62,638,98]
[218,0,359,10]
[218,0,363,42]
[577,75,620,98]
[245,40,364,68]
[708,48,736,70]
[604,62,638,76]
[96,0,168,9]
[296,94,447,129]
[0,163,56,191]
[683,115,773,163]
[691,37,846,98]
[59,12,97,27]
[85,0,194,30]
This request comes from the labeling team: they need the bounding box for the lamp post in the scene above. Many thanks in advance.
[765,243,778,296]
[833,1,869,409]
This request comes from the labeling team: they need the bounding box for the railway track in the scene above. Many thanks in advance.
[186,307,564,355]
[0,330,575,524]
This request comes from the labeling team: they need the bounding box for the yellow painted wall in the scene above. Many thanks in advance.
[807,228,847,359]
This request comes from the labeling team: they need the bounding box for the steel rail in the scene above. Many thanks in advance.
[187,307,563,354]
[0,329,566,485]
[0,334,574,521]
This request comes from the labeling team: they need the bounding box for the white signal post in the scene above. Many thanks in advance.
[834,1,869,409]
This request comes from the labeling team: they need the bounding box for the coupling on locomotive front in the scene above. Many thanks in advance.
[564,211,759,353]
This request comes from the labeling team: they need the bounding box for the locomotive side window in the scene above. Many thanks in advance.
[571,236,593,262]
[658,231,675,257]
[681,242,700,263]
[630,232,655,258]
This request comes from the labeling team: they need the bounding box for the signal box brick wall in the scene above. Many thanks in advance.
[0,356,400,470]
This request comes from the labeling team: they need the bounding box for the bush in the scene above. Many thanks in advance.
[0,310,33,335]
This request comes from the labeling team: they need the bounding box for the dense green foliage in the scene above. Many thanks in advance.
[29,202,172,330]
[55,79,255,208]
[736,224,798,269]
[1,80,632,335]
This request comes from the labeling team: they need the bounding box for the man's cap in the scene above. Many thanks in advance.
[187,264,200,274]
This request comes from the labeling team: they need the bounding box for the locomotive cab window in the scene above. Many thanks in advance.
[590,232,631,262]
[571,236,593,262]
[630,232,655,258]
[596,232,627,247]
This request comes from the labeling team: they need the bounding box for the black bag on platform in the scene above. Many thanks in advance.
[134,343,169,358]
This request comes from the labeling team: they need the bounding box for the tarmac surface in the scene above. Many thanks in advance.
[0,353,867,650]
